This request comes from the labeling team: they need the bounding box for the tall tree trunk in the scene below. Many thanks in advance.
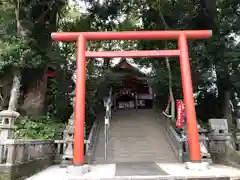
[103,41,112,69]
[103,58,111,69]
[216,68,233,128]
[22,67,48,116]
[158,5,175,121]
[22,2,59,117]
[223,91,233,128]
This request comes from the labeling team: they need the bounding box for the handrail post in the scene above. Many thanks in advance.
[104,88,112,161]
[104,116,108,160]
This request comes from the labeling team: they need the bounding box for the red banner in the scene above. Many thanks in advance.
[176,100,185,128]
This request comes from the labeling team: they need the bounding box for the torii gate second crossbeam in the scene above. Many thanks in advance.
[51,30,212,166]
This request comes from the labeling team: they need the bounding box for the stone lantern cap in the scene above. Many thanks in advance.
[0,110,20,118]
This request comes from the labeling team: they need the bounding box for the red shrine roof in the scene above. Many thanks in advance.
[111,59,147,78]
[107,59,150,92]
[98,59,151,94]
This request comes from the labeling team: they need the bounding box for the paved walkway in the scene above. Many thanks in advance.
[26,163,240,180]
[25,109,240,179]
[93,109,177,164]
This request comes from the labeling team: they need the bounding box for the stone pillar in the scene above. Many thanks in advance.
[181,124,212,164]
[236,117,240,152]
[135,93,138,109]
[60,113,74,167]
[62,110,90,174]
[0,110,20,141]
[198,126,212,164]
[60,92,75,167]
[61,90,88,168]
[235,106,240,151]
[114,93,117,110]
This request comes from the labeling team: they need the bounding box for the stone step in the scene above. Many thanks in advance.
[93,109,178,164]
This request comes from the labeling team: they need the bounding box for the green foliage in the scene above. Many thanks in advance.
[0,37,44,70]
[14,116,65,140]
[1,0,240,137]
[0,1,44,71]
[66,0,240,119]
[46,76,74,120]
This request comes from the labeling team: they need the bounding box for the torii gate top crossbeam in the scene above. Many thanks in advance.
[51,30,212,41]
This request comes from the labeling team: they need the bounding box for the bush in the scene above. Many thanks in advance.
[14,116,66,140]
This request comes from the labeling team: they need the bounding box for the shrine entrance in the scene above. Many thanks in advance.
[51,30,212,166]
[107,59,153,109]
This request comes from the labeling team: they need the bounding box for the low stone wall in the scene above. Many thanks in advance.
[0,139,63,180]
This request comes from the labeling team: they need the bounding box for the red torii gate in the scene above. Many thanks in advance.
[51,30,212,166]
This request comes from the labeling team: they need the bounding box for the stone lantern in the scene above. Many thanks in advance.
[0,110,20,141]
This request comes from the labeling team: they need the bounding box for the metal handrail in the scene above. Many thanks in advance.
[104,88,112,160]
[85,116,100,164]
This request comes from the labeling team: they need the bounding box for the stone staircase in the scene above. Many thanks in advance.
[93,109,178,164]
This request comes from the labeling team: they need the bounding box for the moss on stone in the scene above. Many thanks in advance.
[0,155,55,180]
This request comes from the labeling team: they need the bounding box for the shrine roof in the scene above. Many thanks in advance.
[99,59,153,92]
[111,59,147,76]
[108,59,149,80]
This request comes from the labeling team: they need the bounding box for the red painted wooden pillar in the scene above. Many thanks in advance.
[178,33,201,161]
[73,35,86,165]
